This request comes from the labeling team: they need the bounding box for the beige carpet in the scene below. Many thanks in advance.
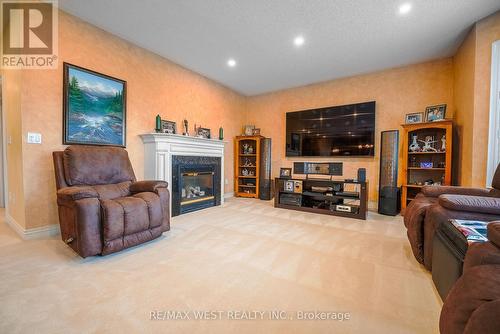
[0,198,441,333]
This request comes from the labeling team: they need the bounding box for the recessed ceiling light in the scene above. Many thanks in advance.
[399,3,412,15]
[293,35,305,47]
[227,58,236,67]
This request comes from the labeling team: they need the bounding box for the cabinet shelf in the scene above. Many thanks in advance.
[401,120,453,211]
[407,167,445,170]
[234,136,264,198]
[408,151,446,155]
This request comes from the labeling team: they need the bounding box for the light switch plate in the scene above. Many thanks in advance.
[27,132,42,144]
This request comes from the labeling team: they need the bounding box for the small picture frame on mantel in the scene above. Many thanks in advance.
[161,120,177,134]
[196,127,211,139]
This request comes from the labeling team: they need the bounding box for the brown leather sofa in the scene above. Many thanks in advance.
[440,222,500,334]
[53,145,170,257]
[404,164,500,270]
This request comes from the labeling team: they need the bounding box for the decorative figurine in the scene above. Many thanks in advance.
[183,119,189,136]
[410,156,417,167]
[419,136,438,152]
[243,158,252,167]
[441,135,446,152]
[243,143,249,154]
[242,168,249,176]
[409,135,420,152]
[248,146,254,154]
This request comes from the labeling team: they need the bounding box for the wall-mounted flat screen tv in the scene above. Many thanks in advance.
[286,101,375,157]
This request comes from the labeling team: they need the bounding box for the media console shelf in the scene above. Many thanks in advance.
[274,178,368,220]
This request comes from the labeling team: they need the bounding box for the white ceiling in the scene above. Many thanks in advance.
[59,0,500,96]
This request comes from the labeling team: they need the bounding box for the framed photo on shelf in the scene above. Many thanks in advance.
[284,180,294,192]
[425,104,446,122]
[196,127,211,139]
[280,167,292,179]
[243,125,255,136]
[63,63,126,146]
[161,120,177,134]
[405,112,423,124]
[252,128,261,135]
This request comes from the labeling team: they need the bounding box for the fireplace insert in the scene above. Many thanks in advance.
[172,156,221,216]
[180,166,215,212]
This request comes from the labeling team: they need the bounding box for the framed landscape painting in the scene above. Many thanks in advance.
[63,63,126,146]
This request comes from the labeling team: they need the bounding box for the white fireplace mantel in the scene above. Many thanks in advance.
[140,133,227,205]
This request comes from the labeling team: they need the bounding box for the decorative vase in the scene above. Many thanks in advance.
[219,127,224,140]
[155,115,161,132]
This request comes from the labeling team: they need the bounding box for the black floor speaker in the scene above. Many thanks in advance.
[259,138,273,200]
[378,130,400,216]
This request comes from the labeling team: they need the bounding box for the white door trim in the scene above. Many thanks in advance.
[0,76,5,208]
[487,40,500,187]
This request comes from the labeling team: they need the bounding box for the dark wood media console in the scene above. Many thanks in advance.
[274,178,368,220]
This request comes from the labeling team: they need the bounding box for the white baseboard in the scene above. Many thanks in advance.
[5,212,60,240]
[224,192,234,199]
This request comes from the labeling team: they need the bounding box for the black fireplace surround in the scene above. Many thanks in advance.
[171,156,222,216]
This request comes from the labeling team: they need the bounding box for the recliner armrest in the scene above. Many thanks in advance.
[57,186,99,203]
[422,185,491,198]
[438,195,500,215]
[130,180,168,194]
[464,241,500,270]
[488,222,500,247]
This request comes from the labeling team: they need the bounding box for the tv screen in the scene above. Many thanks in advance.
[286,101,375,157]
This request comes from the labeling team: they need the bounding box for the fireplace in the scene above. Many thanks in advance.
[141,133,227,217]
[172,156,222,216]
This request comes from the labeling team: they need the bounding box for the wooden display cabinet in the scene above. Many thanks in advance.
[234,136,263,198]
[401,120,453,210]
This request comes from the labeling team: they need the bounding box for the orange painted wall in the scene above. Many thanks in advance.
[246,59,455,204]
[453,11,500,187]
[473,11,500,186]
[17,11,246,229]
[453,27,476,187]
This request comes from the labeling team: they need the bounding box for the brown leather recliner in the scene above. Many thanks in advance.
[440,222,500,334]
[404,164,500,270]
[53,145,170,257]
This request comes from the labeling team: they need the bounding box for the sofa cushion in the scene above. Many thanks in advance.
[133,192,163,228]
[101,196,151,241]
[92,181,131,200]
[63,145,135,186]
[422,186,491,198]
[439,195,500,215]
[492,165,500,191]
[100,193,167,255]
[403,195,438,265]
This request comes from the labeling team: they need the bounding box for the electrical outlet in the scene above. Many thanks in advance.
[27,132,42,144]
[225,178,229,185]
